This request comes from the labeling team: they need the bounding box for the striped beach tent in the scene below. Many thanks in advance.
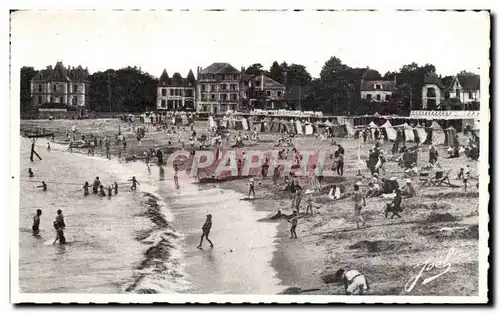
[431,120,445,146]
[381,120,397,141]
[402,123,415,142]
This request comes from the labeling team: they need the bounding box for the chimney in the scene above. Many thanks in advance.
[261,73,264,91]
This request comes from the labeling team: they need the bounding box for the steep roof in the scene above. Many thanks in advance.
[423,72,445,89]
[159,69,170,85]
[186,69,196,86]
[169,72,186,87]
[361,80,396,92]
[200,63,240,75]
[249,75,285,88]
[31,62,89,82]
[457,74,480,90]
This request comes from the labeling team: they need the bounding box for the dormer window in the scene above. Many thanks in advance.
[374,84,382,90]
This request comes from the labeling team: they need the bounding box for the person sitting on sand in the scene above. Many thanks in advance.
[447,146,460,159]
[352,184,366,229]
[385,189,403,219]
[335,268,370,295]
[287,211,298,239]
[365,182,381,198]
[28,168,34,178]
[328,185,343,200]
[197,214,214,249]
[83,181,90,196]
[129,176,140,191]
[32,209,42,235]
[401,179,416,198]
[37,181,47,192]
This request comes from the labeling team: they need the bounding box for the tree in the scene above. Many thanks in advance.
[20,66,37,112]
[458,70,476,76]
[245,63,265,75]
[285,64,312,86]
[269,61,284,83]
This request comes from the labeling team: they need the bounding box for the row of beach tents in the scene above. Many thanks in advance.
[209,114,462,146]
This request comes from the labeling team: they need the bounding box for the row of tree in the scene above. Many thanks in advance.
[20,57,471,115]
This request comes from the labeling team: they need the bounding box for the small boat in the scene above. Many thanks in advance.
[25,133,54,138]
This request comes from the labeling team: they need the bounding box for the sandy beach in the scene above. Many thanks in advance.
[19,118,480,296]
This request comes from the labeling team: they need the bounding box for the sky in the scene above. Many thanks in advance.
[11,10,490,78]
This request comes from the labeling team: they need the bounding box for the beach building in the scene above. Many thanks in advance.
[421,72,480,110]
[156,69,196,112]
[196,63,242,114]
[240,73,286,111]
[360,78,397,102]
[30,61,89,115]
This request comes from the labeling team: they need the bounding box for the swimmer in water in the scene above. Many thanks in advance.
[99,185,106,197]
[129,176,140,191]
[83,181,89,196]
[114,182,118,195]
[28,168,34,178]
[107,185,113,199]
[32,209,42,235]
[92,176,100,194]
[53,209,66,245]
[37,181,47,192]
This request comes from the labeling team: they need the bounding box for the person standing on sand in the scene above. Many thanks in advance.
[197,214,214,249]
[352,184,366,229]
[28,168,34,178]
[114,182,119,195]
[294,186,303,213]
[288,211,298,239]
[248,178,256,198]
[107,185,113,199]
[32,209,42,235]
[47,141,51,151]
[335,268,370,295]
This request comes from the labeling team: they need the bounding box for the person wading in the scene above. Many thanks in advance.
[32,209,42,235]
[197,214,214,249]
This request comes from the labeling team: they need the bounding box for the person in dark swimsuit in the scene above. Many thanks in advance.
[53,210,66,244]
[32,209,42,235]
[83,181,89,196]
[129,176,140,191]
[114,182,119,195]
[197,214,214,249]
[37,181,47,192]
[28,168,34,178]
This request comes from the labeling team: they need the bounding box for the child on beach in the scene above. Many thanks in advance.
[47,142,51,151]
[335,268,370,295]
[248,178,256,198]
[28,168,34,178]
[287,211,298,239]
[305,190,315,215]
[197,214,214,249]
[83,182,89,196]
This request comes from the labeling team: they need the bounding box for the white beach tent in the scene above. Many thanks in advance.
[369,121,378,138]
[241,117,249,131]
[304,122,314,135]
[344,119,355,136]
[381,120,397,141]
[296,120,304,135]
[431,120,445,146]
[208,116,217,129]
[402,123,415,142]
[415,125,427,144]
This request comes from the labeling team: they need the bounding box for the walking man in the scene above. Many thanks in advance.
[197,214,214,249]
[352,184,366,229]
[288,211,298,239]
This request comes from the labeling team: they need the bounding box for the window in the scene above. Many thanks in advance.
[366,94,372,100]
[185,89,193,97]
[255,80,261,87]
[231,84,237,91]
[161,99,166,108]
[211,94,216,100]
[74,85,78,92]
[386,95,391,101]
[53,85,57,92]
[427,99,437,110]
[234,75,238,80]
[374,84,382,90]
[211,84,216,91]
[50,96,54,102]
[38,85,42,92]
[167,100,174,109]
[72,97,77,105]
[277,91,282,97]
[201,84,206,91]
[59,96,63,103]
[231,94,237,101]
[170,89,174,96]
[427,87,436,98]
[38,96,42,104]
[162,89,167,96]
[376,94,381,101]
[468,91,473,98]
[220,84,227,91]
[266,91,271,97]
[221,94,227,101]
[201,94,207,101]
